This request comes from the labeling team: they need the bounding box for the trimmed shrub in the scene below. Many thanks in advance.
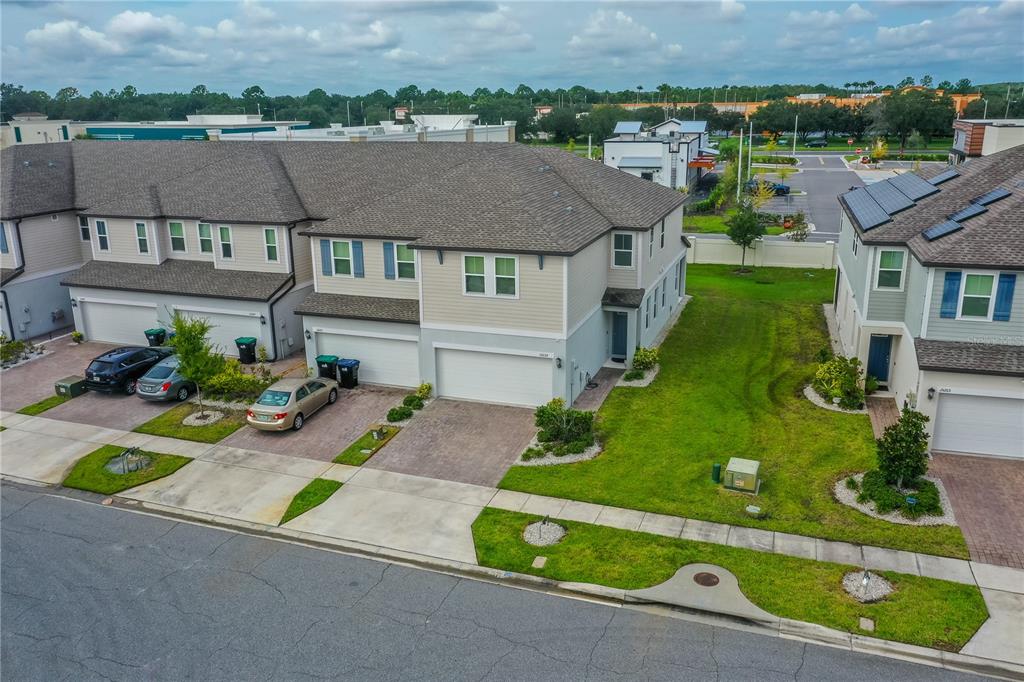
[623,368,644,381]
[534,398,595,444]
[202,360,272,401]
[416,382,433,400]
[858,469,942,518]
[387,405,414,423]
[0,336,26,364]
[845,476,859,491]
[402,394,425,410]
[877,408,930,488]
[71,331,85,344]
[521,447,546,461]
[631,346,659,371]
[687,198,716,215]
[812,355,864,409]
[751,155,797,165]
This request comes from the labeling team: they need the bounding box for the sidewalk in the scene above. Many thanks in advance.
[2,409,1022,672]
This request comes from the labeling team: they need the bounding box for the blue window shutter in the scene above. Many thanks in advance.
[320,239,332,276]
[0,224,8,254]
[352,240,364,278]
[994,273,1016,322]
[382,242,396,280]
[939,271,962,319]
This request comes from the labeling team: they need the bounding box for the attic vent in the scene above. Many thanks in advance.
[565,206,573,213]
[22,161,30,167]
[553,190,560,197]
[47,161,55,167]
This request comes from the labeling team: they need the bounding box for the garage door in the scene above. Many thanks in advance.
[436,348,552,407]
[316,332,418,387]
[934,394,1024,459]
[178,309,262,357]
[82,301,158,345]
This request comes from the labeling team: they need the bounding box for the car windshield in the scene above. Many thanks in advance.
[144,365,175,380]
[87,360,113,373]
[256,390,291,407]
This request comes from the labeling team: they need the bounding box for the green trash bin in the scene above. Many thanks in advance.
[144,328,166,346]
[235,337,258,364]
[315,354,339,380]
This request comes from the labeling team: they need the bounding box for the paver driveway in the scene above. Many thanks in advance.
[366,399,536,487]
[221,384,406,461]
[931,454,1024,569]
[0,340,117,412]
[43,390,176,431]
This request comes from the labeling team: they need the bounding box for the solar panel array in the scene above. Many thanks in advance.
[948,203,987,223]
[922,220,963,241]
[865,181,915,214]
[889,172,940,201]
[972,188,1011,206]
[844,187,892,230]
[928,168,960,185]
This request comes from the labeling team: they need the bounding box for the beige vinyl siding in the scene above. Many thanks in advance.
[18,212,85,276]
[313,237,419,300]
[214,224,290,274]
[925,268,1024,343]
[607,230,640,288]
[567,237,608,329]
[291,225,312,284]
[157,219,215,262]
[641,206,684,291]
[421,251,563,334]
[90,217,159,265]
[0,221,17,269]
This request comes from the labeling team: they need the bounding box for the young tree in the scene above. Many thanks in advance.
[169,313,226,419]
[726,202,764,271]
[749,180,776,210]
[876,408,930,489]
[785,212,810,242]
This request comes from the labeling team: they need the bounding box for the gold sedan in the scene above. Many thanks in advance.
[247,378,339,431]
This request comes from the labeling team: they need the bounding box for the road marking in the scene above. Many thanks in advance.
[819,157,825,166]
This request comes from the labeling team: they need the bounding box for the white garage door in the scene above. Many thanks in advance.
[178,309,262,357]
[82,301,158,346]
[316,332,419,387]
[436,348,552,407]
[934,393,1024,459]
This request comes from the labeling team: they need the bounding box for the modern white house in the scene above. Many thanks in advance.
[219,115,516,143]
[950,118,1024,165]
[603,120,714,191]
[834,146,1023,459]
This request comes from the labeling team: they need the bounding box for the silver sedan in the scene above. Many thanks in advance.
[136,356,195,402]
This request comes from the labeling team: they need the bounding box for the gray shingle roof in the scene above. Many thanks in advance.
[61,259,292,301]
[839,145,1024,269]
[602,287,645,308]
[2,141,685,255]
[294,291,419,324]
[915,338,1024,377]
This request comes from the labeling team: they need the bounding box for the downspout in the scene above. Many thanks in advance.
[265,222,300,361]
[2,219,25,339]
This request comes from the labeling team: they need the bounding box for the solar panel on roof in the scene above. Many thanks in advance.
[844,187,890,230]
[865,180,915,214]
[948,203,987,222]
[889,172,940,201]
[928,168,960,185]
[922,220,963,241]
[972,188,1011,206]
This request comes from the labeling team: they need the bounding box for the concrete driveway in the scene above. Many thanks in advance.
[221,384,407,461]
[366,399,537,487]
[0,340,117,412]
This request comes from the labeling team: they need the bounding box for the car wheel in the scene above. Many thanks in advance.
[124,379,137,395]
[292,413,304,431]
[328,389,338,404]
[176,386,190,401]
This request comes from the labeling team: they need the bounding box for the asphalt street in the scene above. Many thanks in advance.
[1,484,980,681]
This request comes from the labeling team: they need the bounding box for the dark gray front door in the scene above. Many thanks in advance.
[612,313,627,361]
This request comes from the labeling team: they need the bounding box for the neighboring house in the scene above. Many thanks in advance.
[834,145,1024,459]
[603,120,714,191]
[220,115,515,143]
[950,119,1024,165]
[0,113,72,150]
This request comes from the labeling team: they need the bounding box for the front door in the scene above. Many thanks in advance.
[611,313,627,361]
[867,335,892,385]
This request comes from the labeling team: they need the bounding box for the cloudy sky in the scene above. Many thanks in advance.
[2,0,1021,96]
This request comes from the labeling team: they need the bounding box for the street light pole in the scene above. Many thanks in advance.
[736,126,744,203]
[983,99,989,119]
[747,120,753,180]
[792,114,799,156]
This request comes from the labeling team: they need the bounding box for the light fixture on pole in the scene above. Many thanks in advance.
[747,121,754,180]
[792,114,799,156]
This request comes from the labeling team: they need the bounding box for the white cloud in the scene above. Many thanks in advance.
[154,44,207,67]
[24,20,123,56]
[105,10,185,41]
[240,0,276,24]
[568,10,659,58]
[788,3,877,29]
[875,19,935,47]
[720,0,746,22]
[442,4,533,55]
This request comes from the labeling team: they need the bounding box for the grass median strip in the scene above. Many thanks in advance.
[473,508,987,651]
[62,444,191,495]
[16,394,72,416]
[334,425,401,466]
[134,403,246,444]
[280,479,343,525]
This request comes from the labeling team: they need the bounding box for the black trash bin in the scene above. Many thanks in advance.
[144,328,166,347]
[315,354,340,380]
[235,337,258,365]
[337,358,360,389]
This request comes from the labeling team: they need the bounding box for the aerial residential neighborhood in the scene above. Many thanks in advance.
[1,1,1022,680]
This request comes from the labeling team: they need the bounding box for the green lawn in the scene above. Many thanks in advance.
[684,213,784,236]
[473,509,986,651]
[499,265,968,558]
[133,403,247,444]
[280,479,343,524]
[16,394,71,416]
[334,426,401,465]
[757,137,953,152]
[62,445,191,495]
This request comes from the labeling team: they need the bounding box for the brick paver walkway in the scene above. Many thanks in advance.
[931,453,1024,569]
[865,396,900,438]
[572,367,624,411]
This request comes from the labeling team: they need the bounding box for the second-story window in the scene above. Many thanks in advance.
[332,241,352,275]
[613,233,634,268]
[78,216,90,241]
[96,220,109,251]
[264,228,279,262]
[135,222,149,254]
[464,256,485,294]
[197,223,213,253]
[169,222,186,252]
[396,244,416,279]
[218,226,233,259]
[960,273,995,319]
[875,249,904,289]
[495,257,517,296]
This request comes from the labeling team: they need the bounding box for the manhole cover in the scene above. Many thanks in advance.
[693,572,720,587]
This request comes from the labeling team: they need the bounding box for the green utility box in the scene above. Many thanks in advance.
[55,375,88,398]
[724,457,760,493]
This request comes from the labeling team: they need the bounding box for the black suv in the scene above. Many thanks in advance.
[84,346,174,395]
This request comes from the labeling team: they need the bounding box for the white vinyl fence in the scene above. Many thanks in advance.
[686,237,837,269]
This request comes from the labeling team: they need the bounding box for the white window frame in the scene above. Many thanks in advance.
[956,271,997,321]
[218,225,233,260]
[611,231,635,269]
[394,242,417,280]
[873,248,906,291]
[648,229,654,259]
[168,221,187,253]
[851,236,859,257]
[330,239,353,278]
[660,219,665,249]
[461,253,519,299]
[264,227,280,263]
[96,220,110,252]
[78,215,90,241]
[135,221,150,255]
[197,223,214,254]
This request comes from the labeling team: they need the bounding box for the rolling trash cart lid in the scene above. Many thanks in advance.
[236,337,258,345]
[337,358,360,368]
[316,354,339,364]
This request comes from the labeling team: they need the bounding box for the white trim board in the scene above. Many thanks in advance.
[420,322,564,340]
[173,305,261,318]
[77,296,157,308]
[432,341,555,359]
[312,327,419,343]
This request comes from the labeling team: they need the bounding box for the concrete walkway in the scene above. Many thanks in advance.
[2,409,1022,667]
